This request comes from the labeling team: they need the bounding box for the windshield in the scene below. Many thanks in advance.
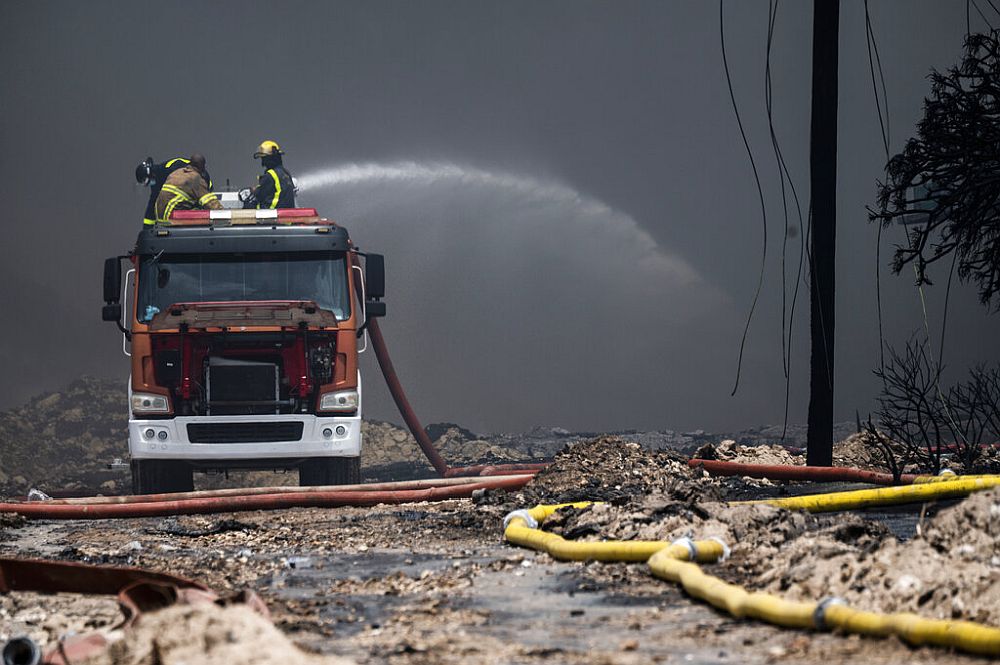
[137,251,351,322]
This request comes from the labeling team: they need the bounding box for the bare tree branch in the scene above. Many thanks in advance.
[870,33,1000,309]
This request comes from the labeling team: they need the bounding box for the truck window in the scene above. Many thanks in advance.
[136,251,351,322]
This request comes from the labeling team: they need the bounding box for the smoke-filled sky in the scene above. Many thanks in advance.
[3,1,999,433]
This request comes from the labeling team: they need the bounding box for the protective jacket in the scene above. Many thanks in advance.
[255,165,296,209]
[143,158,214,225]
[154,166,222,222]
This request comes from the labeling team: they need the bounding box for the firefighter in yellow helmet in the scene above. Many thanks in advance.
[246,140,296,209]
[153,154,222,222]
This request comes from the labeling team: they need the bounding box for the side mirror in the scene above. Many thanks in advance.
[102,303,122,322]
[365,254,385,300]
[103,257,122,303]
[366,301,386,318]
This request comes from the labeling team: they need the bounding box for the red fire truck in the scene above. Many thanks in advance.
[102,204,385,494]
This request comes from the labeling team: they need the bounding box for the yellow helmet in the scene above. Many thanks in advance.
[253,139,283,159]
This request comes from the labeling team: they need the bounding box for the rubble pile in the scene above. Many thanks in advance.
[0,591,122,648]
[518,436,730,505]
[735,487,1000,624]
[830,431,885,470]
[692,439,802,465]
[0,377,127,495]
[361,423,532,472]
[530,439,1000,628]
[86,603,354,665]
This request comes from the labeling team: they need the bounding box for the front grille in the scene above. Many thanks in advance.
[187,422,304,443]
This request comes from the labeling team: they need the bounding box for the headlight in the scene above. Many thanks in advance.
[319,390,358,412]
[131,392,171,414]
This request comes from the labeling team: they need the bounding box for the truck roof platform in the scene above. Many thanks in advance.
[136,211,351,254]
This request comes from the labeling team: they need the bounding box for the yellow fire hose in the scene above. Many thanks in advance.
[912,472,997,484]
[503,502,1000,656]
[742,475,1000,512]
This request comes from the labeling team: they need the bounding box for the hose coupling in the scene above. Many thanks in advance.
[707,536,731,562]
[671,537,698,561]
[813,596,846,630]
[503,509,538,530]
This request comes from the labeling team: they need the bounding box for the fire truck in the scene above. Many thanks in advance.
[102,197,385,494]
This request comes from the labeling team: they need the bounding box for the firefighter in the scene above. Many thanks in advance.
[153,154,222,222]
[247,140,296,209]
[136,156,214,225]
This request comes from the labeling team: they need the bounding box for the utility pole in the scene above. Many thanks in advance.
[807,0,839,466]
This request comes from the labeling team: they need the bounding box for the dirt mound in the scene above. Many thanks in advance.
[693,439,802,466]
[693,432,917,474]
[831,430,912,472]
[0,376,127,495]
[362,422,531,471]
[0,591,122,649]
[736,488,1000,624]
[518,436,722,505]
[922,486,1000,563]
[85,603,353,665]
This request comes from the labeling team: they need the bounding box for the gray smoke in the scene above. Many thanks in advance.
[298,162,740,432]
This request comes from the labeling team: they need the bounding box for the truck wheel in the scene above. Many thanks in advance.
[299,457,361,486]
[131,460,194,495]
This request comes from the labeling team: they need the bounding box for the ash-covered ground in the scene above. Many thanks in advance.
[3,435,998,665]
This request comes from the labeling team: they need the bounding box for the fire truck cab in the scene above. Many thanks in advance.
[102,206,385,494]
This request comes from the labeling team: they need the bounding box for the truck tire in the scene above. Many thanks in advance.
[131,460,195,495]
[299,456,361,487]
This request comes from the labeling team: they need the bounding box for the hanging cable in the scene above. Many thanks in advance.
[971,0,997,31]
[720,0,769,397]
[865,1,891,158]
[766,2,790,381]
[764,0,807,440]
[866,0,890,379]
[939,252,959,369]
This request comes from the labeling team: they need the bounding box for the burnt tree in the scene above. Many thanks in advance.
[871,32,1000,310]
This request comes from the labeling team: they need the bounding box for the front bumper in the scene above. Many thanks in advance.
[129,413,361,461]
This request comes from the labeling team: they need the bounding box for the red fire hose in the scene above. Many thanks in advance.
[0,475,530,520]
[40,475,535,505]
[688,458,918,485]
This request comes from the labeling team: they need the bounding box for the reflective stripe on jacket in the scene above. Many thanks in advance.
[153,167,222,222]
[143,157,191,224]
[255,166,296,209]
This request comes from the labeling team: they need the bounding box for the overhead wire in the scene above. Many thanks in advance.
[720,0,770,397]
[865,0,890,378]
[970,0,997,31]
[767,1,790,383]
[939,252,959,369]
[764,0,807,439]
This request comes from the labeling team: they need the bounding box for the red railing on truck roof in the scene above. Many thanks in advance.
[167,208,332,226]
